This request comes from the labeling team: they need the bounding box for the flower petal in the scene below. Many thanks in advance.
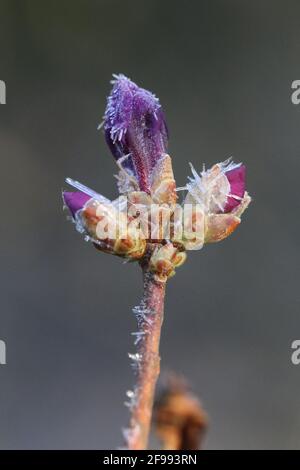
[63,191,91,218]
[224,164,246,212]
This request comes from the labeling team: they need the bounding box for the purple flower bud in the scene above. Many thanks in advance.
[104,74,168,192]
[63,191,91,218]
[224,164,246,213]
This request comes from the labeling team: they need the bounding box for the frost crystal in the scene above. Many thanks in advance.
[124,389,138,410]
[182,157,245,215]
[122,424,141,446]
[131,331,146,345]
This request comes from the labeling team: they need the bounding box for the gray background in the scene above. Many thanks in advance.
[0,0,299,449]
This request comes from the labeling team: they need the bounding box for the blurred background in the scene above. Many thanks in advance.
[0,0,299,449]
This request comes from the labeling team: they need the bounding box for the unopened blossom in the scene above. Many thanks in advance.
[62,75,252,450]
[180,159,251,250]
[63,74,251,281]
[104,74,169,194]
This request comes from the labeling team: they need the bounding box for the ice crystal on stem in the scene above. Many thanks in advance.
[62,74,251,450]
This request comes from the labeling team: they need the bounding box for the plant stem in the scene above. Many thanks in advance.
[125,265,166,450]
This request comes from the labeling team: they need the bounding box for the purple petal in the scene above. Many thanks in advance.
[63,191,91,218]
[104,74,168,192]
[224,165,246,212]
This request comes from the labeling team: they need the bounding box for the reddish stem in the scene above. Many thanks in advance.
[125,266,166,450]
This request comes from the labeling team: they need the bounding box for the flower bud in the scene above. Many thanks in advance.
[104,74,169,193]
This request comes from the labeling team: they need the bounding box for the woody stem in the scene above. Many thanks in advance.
[125,266,166,450]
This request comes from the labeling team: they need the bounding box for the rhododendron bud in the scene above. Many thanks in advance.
[104,74,169,194]
[150,244,187,282]
[63,75,251,280]
[181,158,250,248]
[62,75,252,451]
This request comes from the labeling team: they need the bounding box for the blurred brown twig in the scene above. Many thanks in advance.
[153,374,208,450]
